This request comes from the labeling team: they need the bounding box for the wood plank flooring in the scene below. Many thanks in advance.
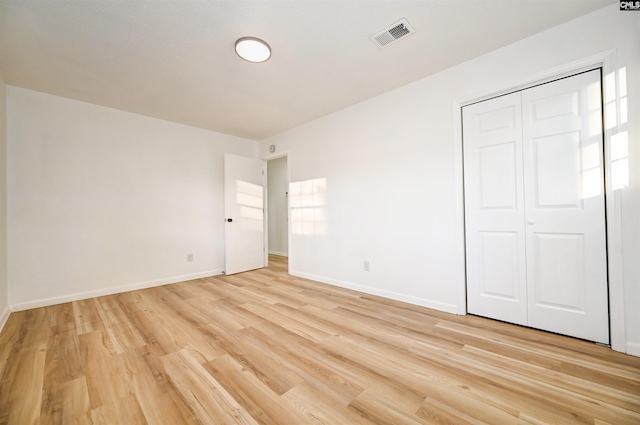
[1,255,639,424]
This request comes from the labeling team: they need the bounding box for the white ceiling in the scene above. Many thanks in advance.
[0,0,614,140]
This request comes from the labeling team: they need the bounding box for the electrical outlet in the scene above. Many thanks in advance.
[363,260,370,272]
[187,253,194,262]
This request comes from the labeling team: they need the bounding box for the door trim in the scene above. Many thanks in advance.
[452,50,627,353]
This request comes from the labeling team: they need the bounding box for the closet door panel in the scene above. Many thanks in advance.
[522,69,609,344]
[531,232,585,311]
[533,132,582,208]
[463,93,528,326]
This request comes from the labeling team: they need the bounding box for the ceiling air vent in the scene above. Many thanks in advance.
[370,18,415,49]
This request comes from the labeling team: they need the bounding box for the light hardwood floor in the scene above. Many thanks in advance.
[1,255,639,424]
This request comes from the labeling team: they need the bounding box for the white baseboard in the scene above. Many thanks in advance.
[626,342,640,357]
[290,269,458,315]
[268,251,288,257]
[9,269,224,312]
[0,304,10,334]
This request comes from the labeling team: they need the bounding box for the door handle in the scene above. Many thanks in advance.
[527,219,535,225]
[226,218,233,223]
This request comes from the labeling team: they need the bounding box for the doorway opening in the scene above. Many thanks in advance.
[266,155,289,269]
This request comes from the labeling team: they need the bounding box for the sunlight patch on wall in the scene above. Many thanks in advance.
[604,67,629,190]
[611,131,629,191]
[619,67,628,125]
[290,178,327,236]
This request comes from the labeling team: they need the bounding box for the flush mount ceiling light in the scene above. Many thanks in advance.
[235,37,271,63]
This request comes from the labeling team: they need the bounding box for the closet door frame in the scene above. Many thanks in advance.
[452,50,626,353]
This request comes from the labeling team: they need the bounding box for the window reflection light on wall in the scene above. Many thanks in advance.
[290,178,327,236]
[619,67,628,125]
[611,131,629,190]
[604,67,629,190]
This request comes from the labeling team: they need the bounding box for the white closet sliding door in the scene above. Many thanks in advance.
[463,92,528,327]
[463,69,609,344]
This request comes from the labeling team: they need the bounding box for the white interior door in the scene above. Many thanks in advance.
[224,154,265,275]
[463,92,528,326]
[463,69,609,344]
[522,70,609,344]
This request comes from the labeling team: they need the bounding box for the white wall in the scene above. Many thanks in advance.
[267,156,288,256]
[261,5,640,354]
[7,87,258,310]
[0,70,8,331]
